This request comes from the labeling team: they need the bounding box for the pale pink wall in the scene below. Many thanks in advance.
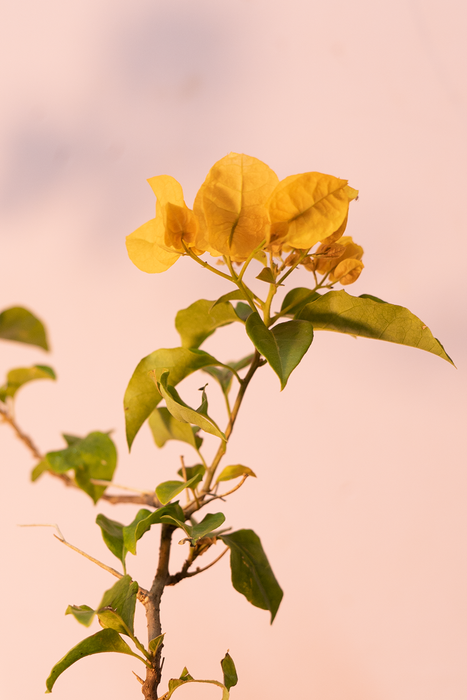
[1,1,466,698]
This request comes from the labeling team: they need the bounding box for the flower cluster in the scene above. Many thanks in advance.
[126,153,363,284]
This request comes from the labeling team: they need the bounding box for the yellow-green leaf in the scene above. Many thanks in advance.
[297,290,454,364]
[175,299,241,349]
[0,306,49,349]
[156,371,226,441]
[0,364,56,402]
[216,464,257,483]
[124,347,221,449]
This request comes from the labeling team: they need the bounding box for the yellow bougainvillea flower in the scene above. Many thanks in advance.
[331,258,364,285]
[310,235,364,285]
[316,235,363,275]
[126,154,359,273]
[194,153,279,260]
[266,173,349,250]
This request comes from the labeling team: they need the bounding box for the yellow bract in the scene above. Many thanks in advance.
[125,217,180,273]
[267,172,350,250]
[196,153,279,259]
[126,154,359,275]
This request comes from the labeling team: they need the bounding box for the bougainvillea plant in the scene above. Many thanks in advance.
[0,153,453,699]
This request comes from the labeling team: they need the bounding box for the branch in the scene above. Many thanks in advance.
[143,524,175,700]
[0,406,161,507]
[167,546,229,586]
[0,404,42,460]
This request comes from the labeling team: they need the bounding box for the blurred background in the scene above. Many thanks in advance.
[1,1,466,698]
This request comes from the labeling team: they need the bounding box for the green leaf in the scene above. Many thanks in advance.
[97,576,138,636]
[62,433,82,446]
[358,293,387,304]
[202,354,254,395]
[95,515,126,571]
[246,313,313,389]
[0,306,49,350]
[297,290,454,364]
[123,503,185,556]
[45,628,145,693]
[221,652,238,691]
[165,668,230,700]
[0,365,56,402]
[149,633,165,655]
[46,432,117,504]
[190,512,225,540]
[65,605,95,627]
[148,407,202,450]
[280,287,321,316]
[216,464,257,483]
[175,299,241,349]
[176,463,205,482]
[234,302,253,322]
[196,384,209,416]
[256,267,276,284]
[157,371,226,441]
[210,290,248,310]
[124,347,221,449]
[30,458,50,482]
[221,529,283,623]
[155,475,201,506]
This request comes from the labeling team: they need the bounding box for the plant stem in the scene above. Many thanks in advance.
[199,351,262,497]
[143,523,175,700]
[181,244,234,283]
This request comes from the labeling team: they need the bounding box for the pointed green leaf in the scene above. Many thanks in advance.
[280,287,321,316]
[148,407,202,450]
[45,628,145,693]
[65,605,95,627]
[122,503,185,555]
[62,433,82,446]
[149,633,165,655]
[221,652,238,691]
[234,302,253,322]
[175,299,241,349]
[157,371,226,441]
[165,672,230,700]
[256,267,276,284]
[221,529,283,623]
[124,347,222,449]
[0,365,56,402]
[0,306,49,350]
[95,514,126,571]
[210,290,247,311]
[46,432,117,504]
[97,576,138,636]
[191,512,225,540]
[196,384,209,416]
[297,290,454,364]
[246,312,313,389]
[30,458,49,482]
[155,475,200,506]
[216,464,257,483]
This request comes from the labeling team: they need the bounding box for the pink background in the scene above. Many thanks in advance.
[1,1,466,698]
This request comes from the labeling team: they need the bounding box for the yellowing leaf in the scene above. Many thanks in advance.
[268,172,350,250]
[126,217,180,273]
[197,153,279,259]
